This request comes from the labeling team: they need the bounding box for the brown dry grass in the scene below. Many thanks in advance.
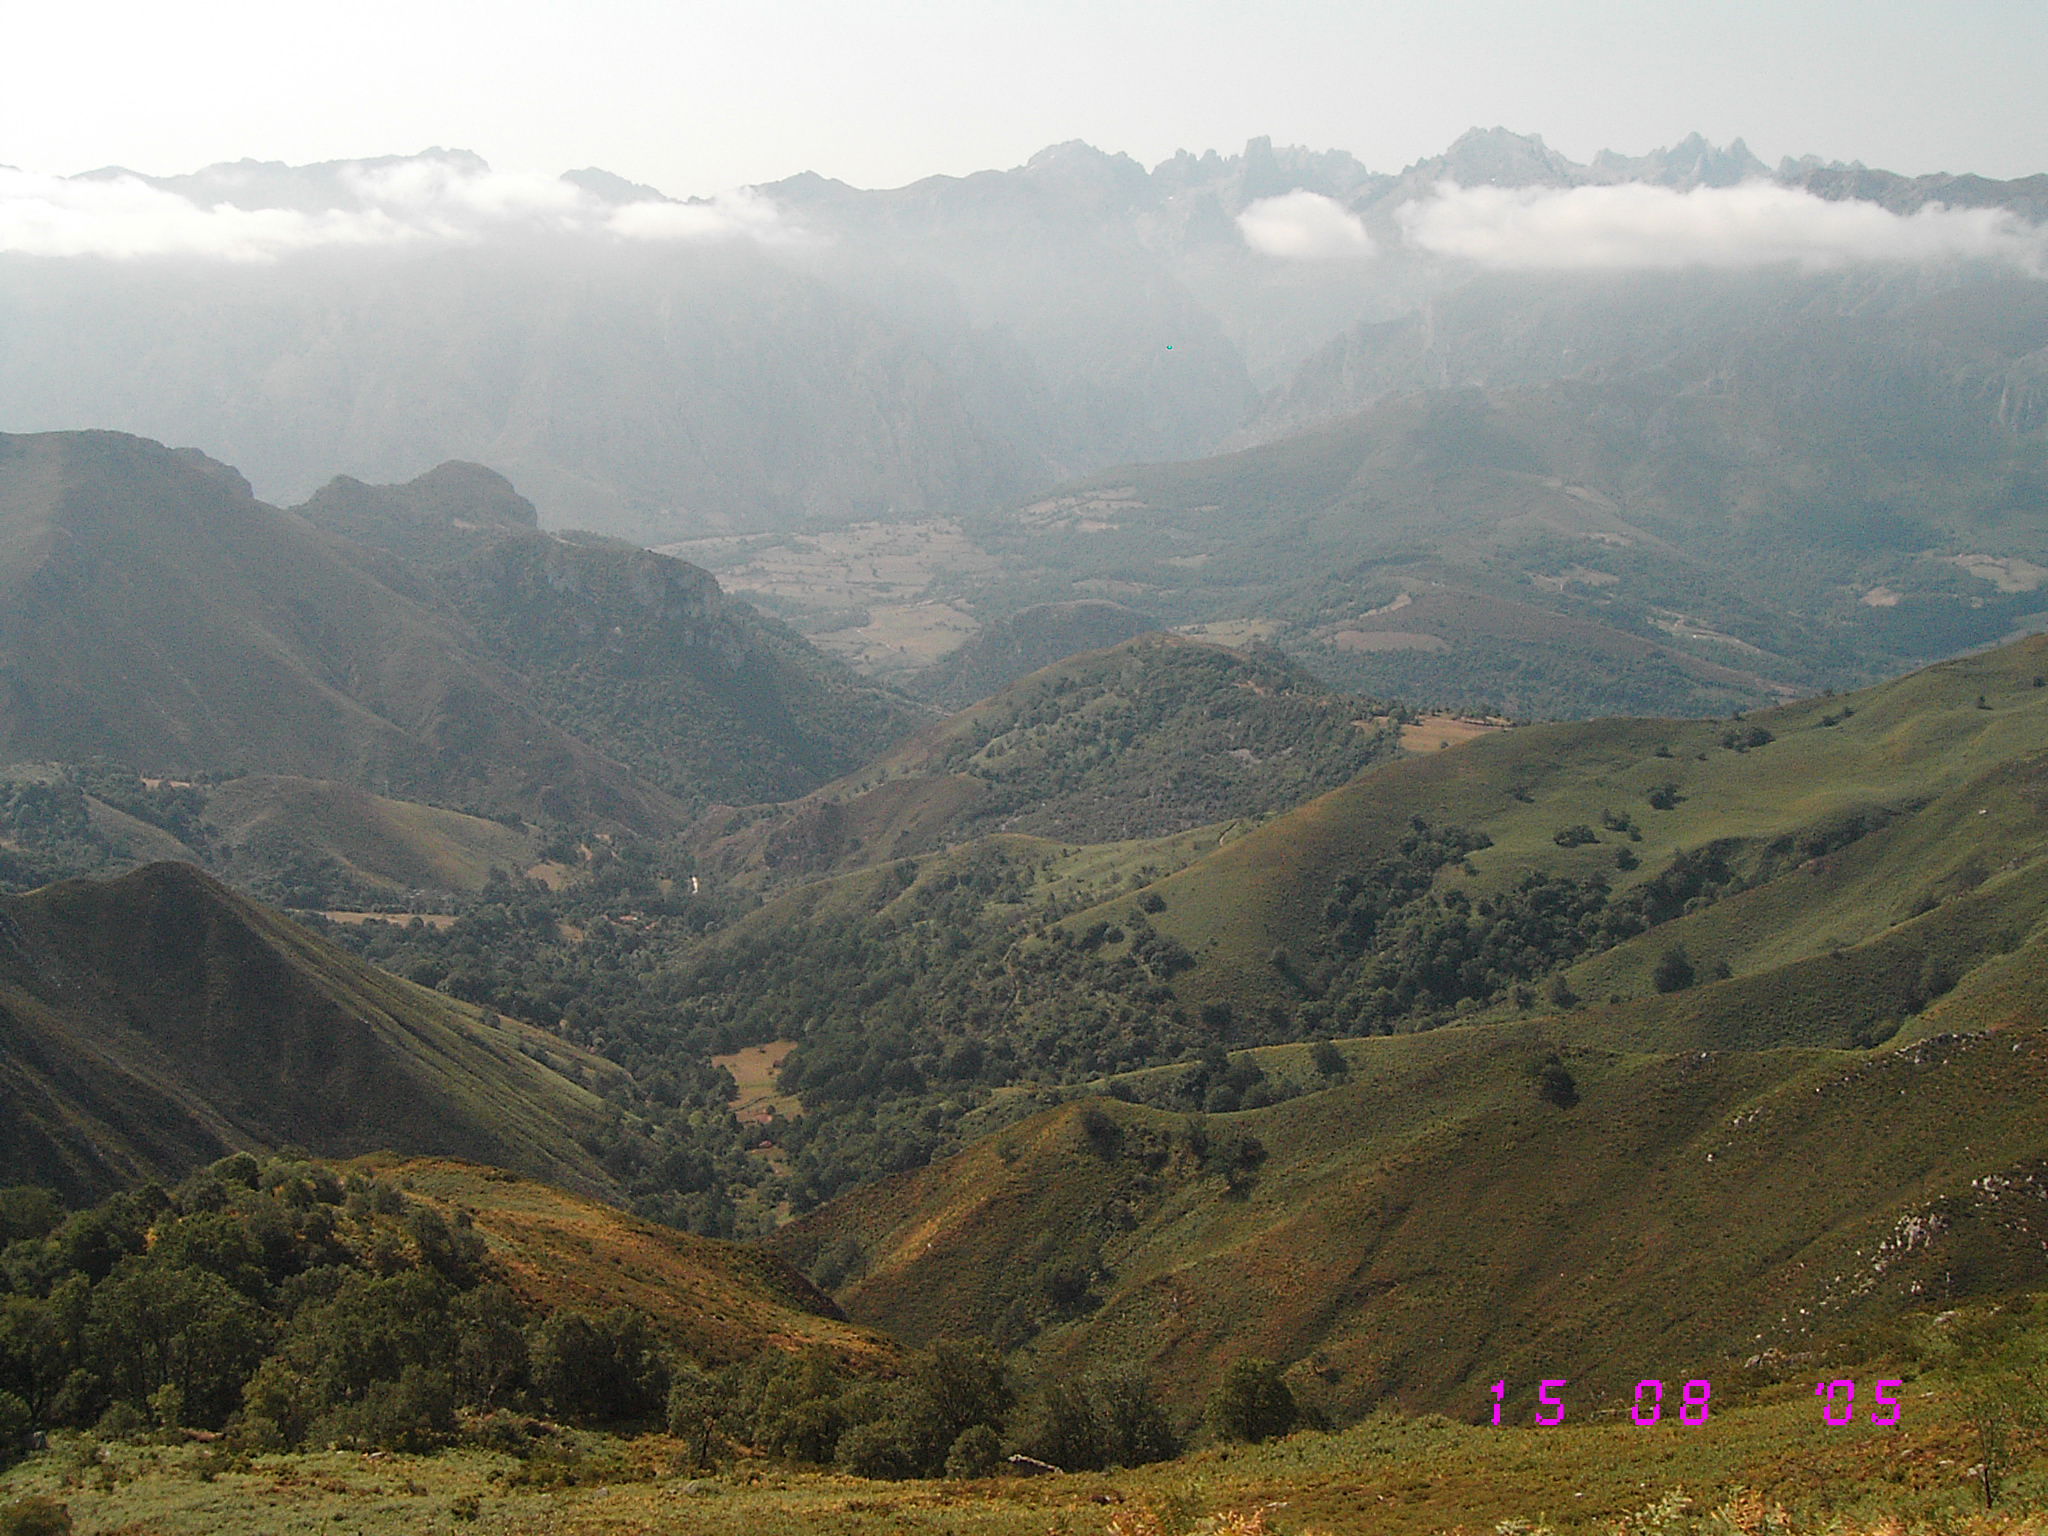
[1396,714,1508,752]
[318,910,458,929]
[366,1158,890,1369]
[712,1041,804,1125]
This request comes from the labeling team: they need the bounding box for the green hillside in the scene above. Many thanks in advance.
[616,631,2048,1209]
[202,775,539,898]
[725,632,2048,1422]
[1110,630,2048,1045]
[0,862,623,1201]
[774,1019,2048,1420]
[909,599,1159,709]
[693,634,1397,882]
[0,761,542,907]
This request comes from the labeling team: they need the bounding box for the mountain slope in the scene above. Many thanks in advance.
[653,629,2048,1214]
[383,1158,890,1369]
[298,463,923,808]
[776,1018,2048,1419]
[909,599,1159,709]
[980,300,2048,717]
[692,634,1395,880]
[202,775,541,899]
[0,862,622,1201]
[1107,630,2048,1043]
[0,431,683,830]
[291,458,544,564]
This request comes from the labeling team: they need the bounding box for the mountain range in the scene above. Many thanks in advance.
[6,130,2042,545]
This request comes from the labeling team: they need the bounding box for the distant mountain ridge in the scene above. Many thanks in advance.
[0,429,678,827]
[6,131,2036,542]
[297,459,542,565]
[295,460,923,807]
[981,251,2048,716]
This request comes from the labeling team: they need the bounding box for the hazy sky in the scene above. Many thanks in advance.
[5,0,2043,194]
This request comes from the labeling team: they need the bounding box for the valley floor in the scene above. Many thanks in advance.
[5,1390,2042,1536]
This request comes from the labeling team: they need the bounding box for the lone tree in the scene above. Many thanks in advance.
[1652,944,1696,994]
[1204,1357,1298,1444]
[1532,1052,1579,1108]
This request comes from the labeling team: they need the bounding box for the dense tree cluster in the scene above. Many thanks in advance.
[0,1158,683,1455]
[1301,817,1885,1031]
[910,642,1397,844]
[0,1166,1190,1482]
[666,1339,1181,1478]
[322,854,771,1234]
[675,850,1229,1208]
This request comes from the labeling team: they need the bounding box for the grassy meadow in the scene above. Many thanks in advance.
[3,1377,2043,1536]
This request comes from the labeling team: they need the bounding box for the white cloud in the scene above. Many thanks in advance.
[344,161,590,226]
[0,169,411,260]
[605,189,791,245]
[1237,190,1375,259]
[1397,180,2048,275]
[0,162,786,261]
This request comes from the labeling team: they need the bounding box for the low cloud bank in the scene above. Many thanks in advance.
[1398,180,2048,274]
[1237,191,1375,259]
[0,161,784,261]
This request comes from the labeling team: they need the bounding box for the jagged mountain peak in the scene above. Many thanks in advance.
[561,165,675,205]
[1590,132,1770,188]
[1020,139,1154,206]
[102,147,494,213]
[1411,125,1584,188]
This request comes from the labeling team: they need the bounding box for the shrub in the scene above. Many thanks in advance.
[1204,1357,1297,1444]
[0,1498,70,1536]
[1013,1377,1105,1471]
[836,1415,921,1479]
[1094,1368,1178,1467]
[0,1392,27,1469]
[944,1422,1003,1478]
[1652,945,1696,994]
[530,1308,668,1423]
[1552,824,1598,848]
[1532,1054,1579,1109]
[667,1368,733,1474]
[307,1365,455,1453]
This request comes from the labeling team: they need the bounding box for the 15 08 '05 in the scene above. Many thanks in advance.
[1487,1377,1905,1427]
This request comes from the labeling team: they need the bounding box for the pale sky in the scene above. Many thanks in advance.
[4,0,2043,195]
